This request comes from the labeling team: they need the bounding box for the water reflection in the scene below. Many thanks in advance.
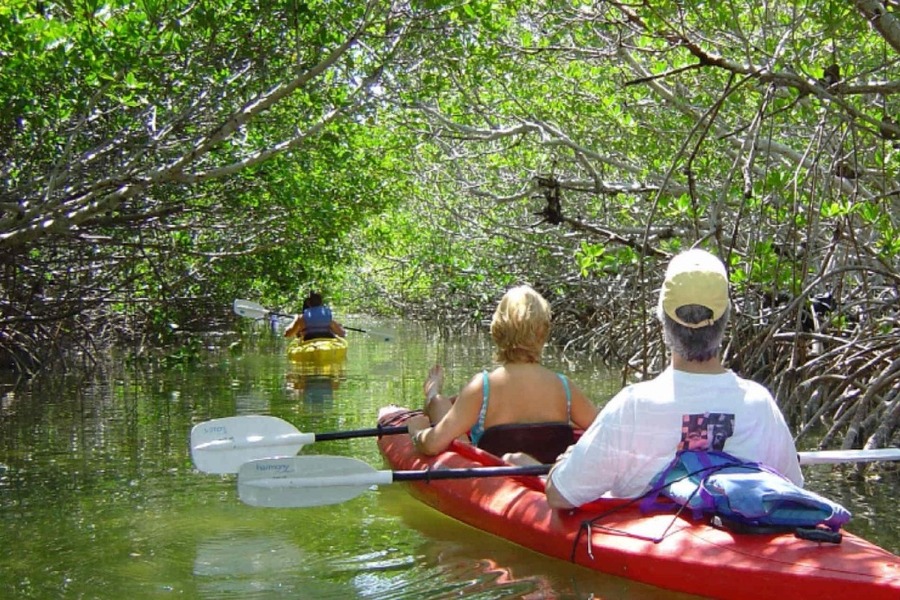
[236,392,271,414]
[285,361,346,406]
[0,320,897,600]
[376,486,696,600]
[193,533,310,597]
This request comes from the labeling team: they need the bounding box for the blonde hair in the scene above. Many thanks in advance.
[490,285,551,364]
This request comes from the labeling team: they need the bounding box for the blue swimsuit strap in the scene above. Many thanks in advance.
[556,373,572,421]
[470,370,490,444]
[472,370,571,444]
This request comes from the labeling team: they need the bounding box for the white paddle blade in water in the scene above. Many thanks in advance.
[238,455,393,508]
[190,416,313,474]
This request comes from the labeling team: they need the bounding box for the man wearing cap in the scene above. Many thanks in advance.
[543,248,803,508]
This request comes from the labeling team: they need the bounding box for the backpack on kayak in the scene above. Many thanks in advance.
[639,450,851,542]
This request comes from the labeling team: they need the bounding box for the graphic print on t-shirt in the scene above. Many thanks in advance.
[679,412,735,451]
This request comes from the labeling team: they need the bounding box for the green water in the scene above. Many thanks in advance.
[1,318,897,599]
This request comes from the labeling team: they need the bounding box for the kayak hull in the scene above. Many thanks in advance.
[376,406,900,600]
[286,337,348,364]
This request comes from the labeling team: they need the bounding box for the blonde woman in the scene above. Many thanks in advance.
[406,285,598,463]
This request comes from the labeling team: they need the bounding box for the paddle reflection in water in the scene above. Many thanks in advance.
[191,530,419,599]
[190,504,525,600]
[193,533,310,597]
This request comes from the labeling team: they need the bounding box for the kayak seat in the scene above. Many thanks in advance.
[476,422,575,464]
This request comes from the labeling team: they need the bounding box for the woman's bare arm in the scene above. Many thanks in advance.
[569,383,600,430]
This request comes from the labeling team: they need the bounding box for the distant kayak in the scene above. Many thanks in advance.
[286,336,348,364]
[377,406,900,600]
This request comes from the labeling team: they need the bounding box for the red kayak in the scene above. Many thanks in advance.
[376,406,900,600]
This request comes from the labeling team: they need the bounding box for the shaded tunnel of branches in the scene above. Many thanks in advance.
[3,2,899,461]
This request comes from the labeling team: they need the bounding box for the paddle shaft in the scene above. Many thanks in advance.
[391,464,551,481]
[246,452,900,489]
[234,299,382,336]
[235,449,900,508]
[798,447,900,465]
[240,461,552,491]
[196,410,900,464]
[314,425,408,441]
[271,313,371,334]
[194,423,408,452]
[310,428,896,465]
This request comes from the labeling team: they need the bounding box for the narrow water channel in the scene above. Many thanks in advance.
[1,317,897,599]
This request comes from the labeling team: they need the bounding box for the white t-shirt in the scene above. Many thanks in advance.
[550,367,804,505]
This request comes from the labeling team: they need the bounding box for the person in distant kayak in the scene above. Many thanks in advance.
[406,285,599,463]
[542,248,803,508]
[284,292,346,341]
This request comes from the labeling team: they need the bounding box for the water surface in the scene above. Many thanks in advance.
[1,318,897,598]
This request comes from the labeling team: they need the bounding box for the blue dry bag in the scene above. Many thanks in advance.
[640,450,851,537]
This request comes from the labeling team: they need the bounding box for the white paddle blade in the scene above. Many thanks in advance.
[233,299,269,320]
[799,448,900,465]
[191,416,314,474]
[237,456,393,508]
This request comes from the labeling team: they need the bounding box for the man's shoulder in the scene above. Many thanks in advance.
[729,372,775,398]
[611,374,673,406]
[625,369,675,393]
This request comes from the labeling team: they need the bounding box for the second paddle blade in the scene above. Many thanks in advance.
[237,455,392,508]
[191,415,311,474]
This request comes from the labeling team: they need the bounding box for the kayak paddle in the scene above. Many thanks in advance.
[796,448,900,465]
[233,299,392,340]
[190,415,408,474]
[194,414,900,475]
[237,455,552,508]
[233,298,291,320]
[236,447,900,508]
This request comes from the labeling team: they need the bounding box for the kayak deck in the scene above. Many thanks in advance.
[286,336,348,364]
[376,406,900,600]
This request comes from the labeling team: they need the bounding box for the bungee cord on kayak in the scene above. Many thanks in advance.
[569,452,848,563]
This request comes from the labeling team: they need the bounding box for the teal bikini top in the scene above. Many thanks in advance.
[469,369,572,445]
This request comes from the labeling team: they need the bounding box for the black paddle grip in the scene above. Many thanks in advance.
[314,425,408,441]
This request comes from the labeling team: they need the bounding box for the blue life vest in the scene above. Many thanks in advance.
[640,450,851,533]
[302,306,333,337]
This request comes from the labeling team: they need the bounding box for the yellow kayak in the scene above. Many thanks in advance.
[286,337,348,364]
